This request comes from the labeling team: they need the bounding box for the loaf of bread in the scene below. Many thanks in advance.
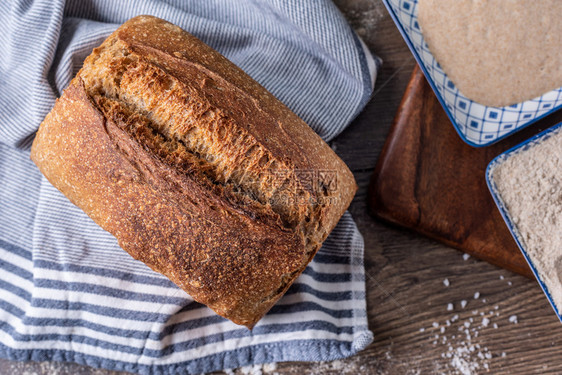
[30,15,357,328]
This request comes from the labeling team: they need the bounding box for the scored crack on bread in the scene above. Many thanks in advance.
[30,15,357,328]
[80,33,312,240]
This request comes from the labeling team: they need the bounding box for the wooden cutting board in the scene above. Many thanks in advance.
[369,66,562,278]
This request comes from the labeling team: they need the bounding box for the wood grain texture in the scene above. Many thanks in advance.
[369,66,562,279]
[3,1,562,374]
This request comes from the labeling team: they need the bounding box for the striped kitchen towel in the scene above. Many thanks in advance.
[0,0,379,374]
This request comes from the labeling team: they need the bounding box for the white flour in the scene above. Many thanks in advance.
[418,274,518,375]
[491,127,562,312]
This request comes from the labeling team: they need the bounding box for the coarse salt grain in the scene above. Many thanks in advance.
[447,303,454,311]
[463,253,470,261]
[461,300,467,309]
[482,317,490,327]
[509,315,518,324]
[474,292,480,299]
[443,278,450,287]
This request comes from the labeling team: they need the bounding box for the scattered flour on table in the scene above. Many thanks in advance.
[306,356,377,375]
[417,281,521,375]
[333,0,386,39]
[224,356,380,375]
[223,363,278,375]
[0,361,123,375]
[492,127,562,312]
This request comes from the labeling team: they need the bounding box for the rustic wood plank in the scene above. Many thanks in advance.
[2,1,561,374]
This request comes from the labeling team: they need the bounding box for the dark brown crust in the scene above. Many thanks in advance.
[30,15,357,328]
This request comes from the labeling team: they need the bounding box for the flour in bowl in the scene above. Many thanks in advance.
[418,0,562,107]
[491,126,562,310]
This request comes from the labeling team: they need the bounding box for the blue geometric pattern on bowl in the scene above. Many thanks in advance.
[382,0,562,147]
[486,122,562,323]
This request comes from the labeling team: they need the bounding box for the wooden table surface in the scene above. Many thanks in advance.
[3,1,561,374]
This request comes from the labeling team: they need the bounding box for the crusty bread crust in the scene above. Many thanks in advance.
[31,15,357,327]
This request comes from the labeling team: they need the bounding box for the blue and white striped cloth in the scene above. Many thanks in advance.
[0,1,378,374]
